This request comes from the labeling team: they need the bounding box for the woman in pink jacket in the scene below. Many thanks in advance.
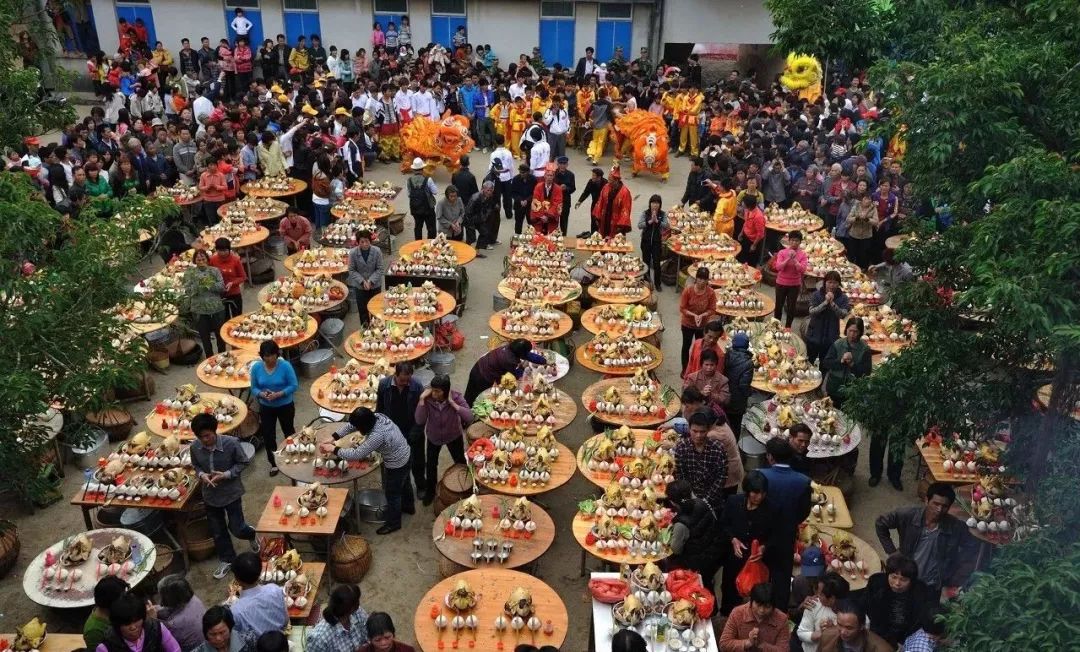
[774,229,808,327]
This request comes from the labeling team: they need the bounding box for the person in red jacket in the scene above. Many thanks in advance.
[773,230,808,327]
[210,237,247,318]
[233,37,254,100]
[736,194,765,266]
[198,153,228,228]
[528,165,563,235]
[592,164,632,237]
[279,212,312,252]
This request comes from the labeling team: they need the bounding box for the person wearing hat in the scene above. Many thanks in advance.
[406,158,438,240]
[591,163,632,238]
[528,164,562,235]
[552,155,576,234]
[20,136,42,172]
[724,330,755,438]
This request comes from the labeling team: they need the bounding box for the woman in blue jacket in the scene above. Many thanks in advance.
[250,340,298,475]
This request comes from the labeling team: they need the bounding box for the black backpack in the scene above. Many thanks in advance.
[408,174,435,215]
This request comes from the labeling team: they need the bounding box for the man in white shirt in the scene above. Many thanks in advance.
[230,9,252,40]
[393,83,414,122]
[192,88,215,136]
[508,78,526,101]
[489,135,515,220]
[529,138,550,179]
[543,95,570,160]
[411,81,436,119]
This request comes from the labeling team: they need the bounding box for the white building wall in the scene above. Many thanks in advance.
[153,0,227,48]
[91,0,118,54]
[318,0,369,51]
[572,2,596,61]
[262,0,284,42]
[661,0,773,44]
[631,3,651,56]
[464,0,538,64]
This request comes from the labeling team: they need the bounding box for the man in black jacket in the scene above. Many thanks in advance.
[679,155,713,208]
[464,181,500,253]
[875,483,971,591]
[665,479,722,599]
[573,47,597,80]
[451,155,479,203]
[508,163,537,235]
[553,155,576,234]
[724,332,754,438]
[178,38,200,78]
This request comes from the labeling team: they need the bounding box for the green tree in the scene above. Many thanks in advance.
[764,0,893,74]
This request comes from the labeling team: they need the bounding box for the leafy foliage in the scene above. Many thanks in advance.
[763,0,893,72]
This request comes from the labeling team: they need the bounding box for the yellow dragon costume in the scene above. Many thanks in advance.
[399,114,475,173]
[780,53,823,103]
[614,110,670,181]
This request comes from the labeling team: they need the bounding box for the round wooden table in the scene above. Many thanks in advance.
[23,528,157,609]
[475,442,576,496]
[476,389,578,433]
[257,279,350,315]
[432,495,555,570]
[275,422,381,486]
[368,289,457,323]
[399,239,478,265]
[805,256,863,280]
[488,309,574,343]
[283,248,350,277]
[240,178,307,198]
[309,367,391,415]
[581,378,681,428]
[571,512,672,565]
[157,189,202,205]
[586,282,653,305]
[744,401,862,459]
[345,331,434,364]
[686,260,762,288]
[196,351,261,391]
[331,198,394,221]
[667,235,740,260]
[714,290,776,319]
[575,341,663,376]
[413,568,568,652]
[122,309,179,336]
[750,375,823,397]
[573,237,634,253]
[497,278,582,306]
[583,261,648,280]
[218,198,288,223]
[219,314,319,352]
[199,225,270,250]
[145,391,248,440]
[580,305,661,338]
[765,215,824,233]
[576,430,672,491]
[885,234,912,251]
[794,526,881,591]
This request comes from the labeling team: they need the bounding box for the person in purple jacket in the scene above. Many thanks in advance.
[463,338,547,405]
[414,374,474,505]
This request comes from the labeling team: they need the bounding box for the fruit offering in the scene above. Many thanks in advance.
[291,247,349,274]
[850,303,916,349]
[223,197,287,221]
[495,304,567,338]
[578,231,633,251]
[248,175,297,193]
[765,205,822,230]
[585,251,646,277]
[227,303,312,345]
[584,304,657,336]
[155,183,201,202]
[590,277,650,301]
[389,233,461,278]
[200,351,255,381]
[584,332,657,369]
[350,319,433,358]
[688,259,762,287]
[847,279,885,304]
[345,180,400,200]
[202,218,260,245]
[319,359,385,410]
[262,274,344,310]
[715,288,767,313]
[965,478,1018,538]
[803,252,862,279]
[785,228,845,256]
[668,231,739,258]
[115,300,171,326]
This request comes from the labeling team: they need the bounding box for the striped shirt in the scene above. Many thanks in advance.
[334,413,410,469]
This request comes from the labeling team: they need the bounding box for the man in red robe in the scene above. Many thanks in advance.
[529,164,563,235]
[592,164,632,237]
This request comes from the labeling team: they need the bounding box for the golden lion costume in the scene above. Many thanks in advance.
[400,114,475,173]
[780,53,823,103]
[614,110,670,181]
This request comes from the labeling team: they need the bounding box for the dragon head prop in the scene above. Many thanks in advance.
[780,53,823,102]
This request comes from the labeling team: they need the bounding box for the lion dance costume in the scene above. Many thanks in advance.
[400,114,475,173]
[615,110,670,181]
[780,53,823,103]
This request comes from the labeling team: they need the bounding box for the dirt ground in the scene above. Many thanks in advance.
[0,144,921,650]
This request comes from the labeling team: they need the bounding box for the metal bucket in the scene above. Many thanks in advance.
[411,367,435,388]
[120,508,165,537]
[299,348,334,378]
[739,435,767,472]
[428,351,456,376]
[354,489,387,523]
[68,428,109,470]
[493,291,510,311]
[320,318,345,348]
[267,235,287,255]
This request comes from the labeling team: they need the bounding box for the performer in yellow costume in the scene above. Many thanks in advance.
[508,97,529,158]
[400,114,475,173]
[615,110,670,181]
[574,84,594,149]
[677,86,704,156]
[710,178,738,237]
[489,94,511,141]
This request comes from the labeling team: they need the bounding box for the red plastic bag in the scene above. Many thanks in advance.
[735,540,770,598]
[665,570,715,619]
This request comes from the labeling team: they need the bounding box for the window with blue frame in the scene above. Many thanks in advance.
[539,1,574,68]
[282,0,320,47]
[596,2,632,63]
[430,0,465,50]
[225,0,264,46]
[372,0,408,32]
[115,0,156,48]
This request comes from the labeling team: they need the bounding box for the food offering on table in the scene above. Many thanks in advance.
[584,251,647,278]
[667,231,739,259]
[577,232,634,252]
[765,205,823,232]
[97,535,133,565]
[473,373,564,429]
[585,374,678,426]
[846,279,885,305]
[289,246,350,275]
[521,348,567,383]
[226,304,313,347]
[283,573,313,611]
[507,235,572,273]
[200,350,255,383]
[745,329,822,393]
[113,300,175,328]
[804,251,863,279]
[475,438,556,489]
[850,303,916,350]
[296,483,331,516]
[493,304,568,339]
[582,304,659,337]
[104,432,190,469]
[314,358,391,412]
[754,396,855,455]
[259,549,304,583]
[222,196,287,221]
[201,218,261,245]
[136,250,196,293]
[666,204,713,234]
[785,229,846,256]
[510,226,566,249]
[589,276,651,303]
[579,482,673,558]
[84,446,193,503]
[445,579,479,612]
[11,617,47,652]
[796,526,871,584]
[154,183,201,203]
[612,592,648,628]
[499,271,581,305]
[581,425,678,492]
[334,197,393,220]
[320,221,368,247]
[931,435,1008,480]
[807,482,841,525]
[246,175,299,193]
[582,332,659,370]
[714,288,770,316]
[261,274,345,311]
[345,180,401,200]
[377,282,448,320]
[347,319,434,361]
[152,385,243,436]
[497,496,539,537]
[390,233,464,278]
[589,576,630,604]
[686,259,762,288]
[962,477,1020,540]
[447,494,485,534]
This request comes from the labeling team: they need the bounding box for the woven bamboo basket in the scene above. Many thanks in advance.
[434,463,472,516]
[0,521,19,580]
[330,534,373,583]
[86,408,135,442]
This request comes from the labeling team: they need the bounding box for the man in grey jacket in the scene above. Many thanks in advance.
[190,413,259,579]
[346,229,383,325]
[875,482,971,591]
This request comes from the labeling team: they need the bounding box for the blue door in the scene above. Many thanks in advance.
[595,20,631,63]
[430,16,465,50]
[283,12,321,49]
[539,19,574,68]
[115,4,156,47]
[225,10,264,47]
[372,14,396,32]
